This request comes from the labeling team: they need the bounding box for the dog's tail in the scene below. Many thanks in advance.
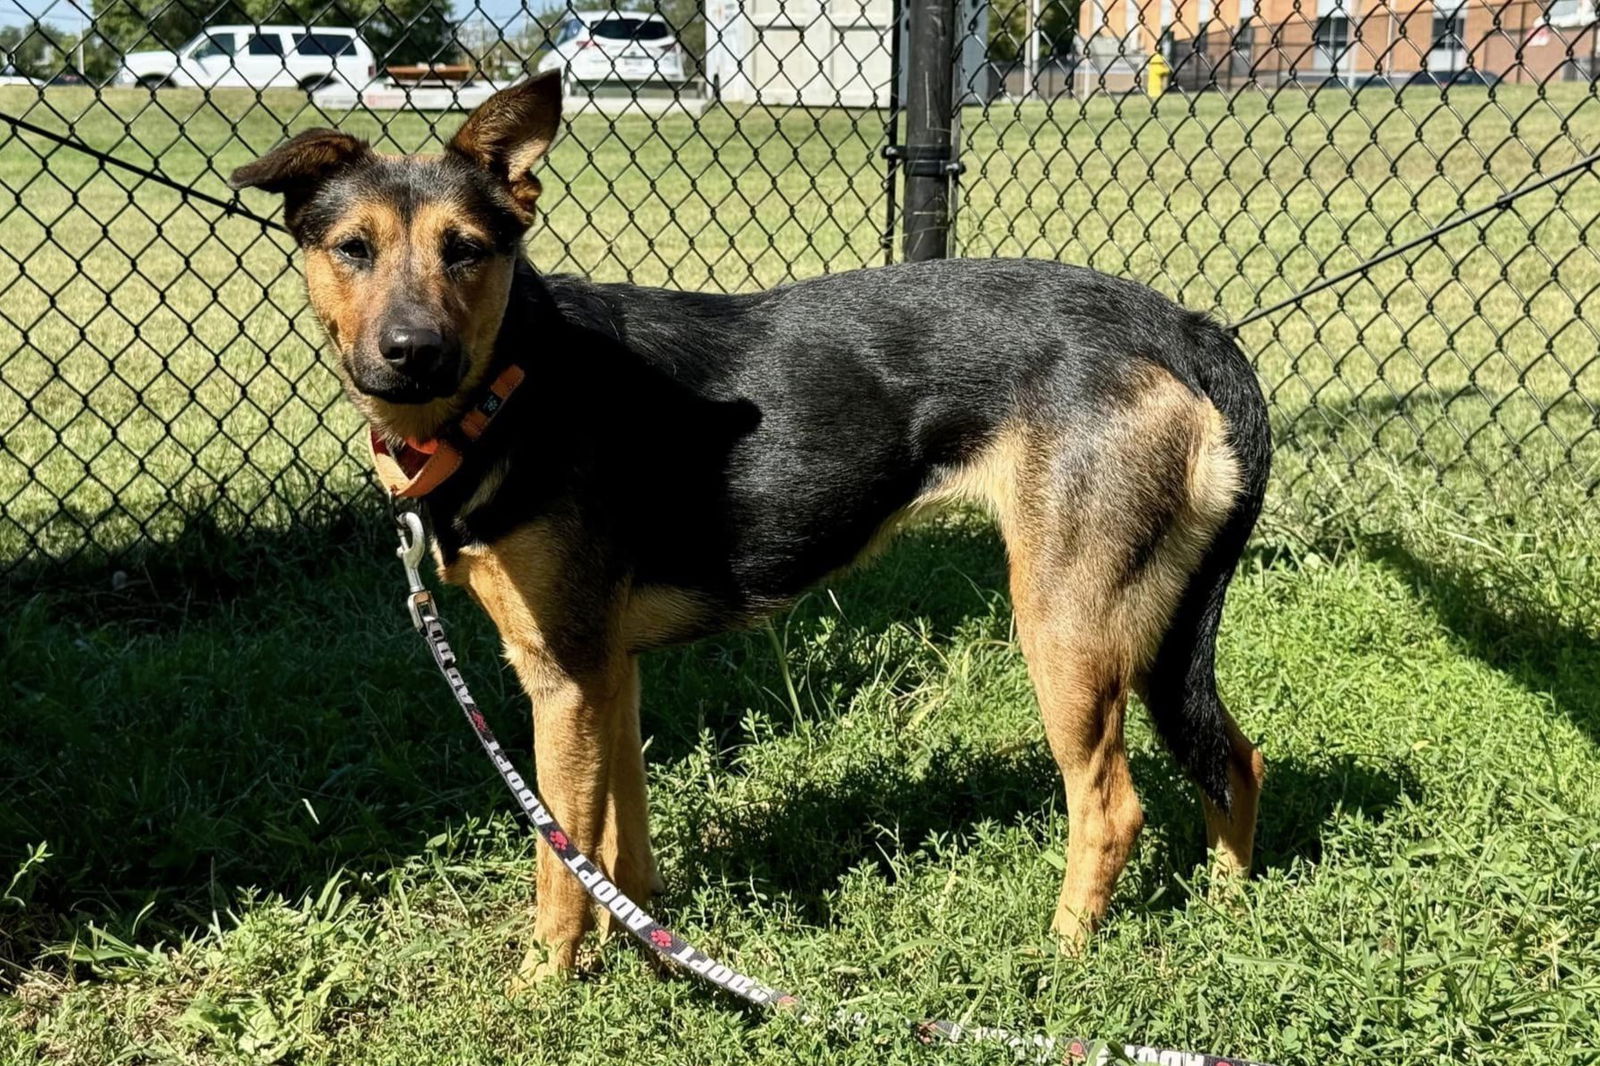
[1143,319,1271,809]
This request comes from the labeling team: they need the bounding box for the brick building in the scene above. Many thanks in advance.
[1073,0,1597,87]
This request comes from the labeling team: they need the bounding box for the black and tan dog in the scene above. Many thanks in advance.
[232,72,1271,982]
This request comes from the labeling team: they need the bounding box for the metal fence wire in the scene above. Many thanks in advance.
[0,0,1595,578]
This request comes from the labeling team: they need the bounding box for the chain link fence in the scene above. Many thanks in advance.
[0,0,1596,580]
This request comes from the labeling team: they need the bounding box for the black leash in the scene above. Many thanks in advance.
[0,110,288,233]
[3,106,1596,329]
[1226,145,1600,332]
[394,510,1272,1066]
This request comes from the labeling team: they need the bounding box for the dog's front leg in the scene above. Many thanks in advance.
[511,651,654,984]
[441,527,654,985]
[595,658,661,921]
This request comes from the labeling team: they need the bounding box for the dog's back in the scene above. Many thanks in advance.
[545,257,1268,617]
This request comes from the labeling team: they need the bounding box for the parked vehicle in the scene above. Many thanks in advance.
[537,11,686,91]
[1277,68,1496,92]
[1279,71,1394,91]
[114,26,375,92]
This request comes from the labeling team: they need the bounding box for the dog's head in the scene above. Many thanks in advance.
[231,72,560,441]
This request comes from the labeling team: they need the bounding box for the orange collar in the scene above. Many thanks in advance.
[370,363,526,499]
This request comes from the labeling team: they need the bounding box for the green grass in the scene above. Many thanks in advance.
[2,83,1600,1064]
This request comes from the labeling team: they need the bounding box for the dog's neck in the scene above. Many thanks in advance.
[412,262,761,564]
[404,261,594,557]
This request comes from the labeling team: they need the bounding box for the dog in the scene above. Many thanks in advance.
[232,70,1271,983]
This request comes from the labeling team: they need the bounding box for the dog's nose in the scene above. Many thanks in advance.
[379,326,446,373]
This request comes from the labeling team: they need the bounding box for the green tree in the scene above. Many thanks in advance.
[986,0,1081,61]
[2,20,58,77]
[90,0,219,55]
[0,20,117,79]
[456,10,567,79]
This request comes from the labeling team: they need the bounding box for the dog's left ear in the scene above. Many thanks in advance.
[448,71,562,221]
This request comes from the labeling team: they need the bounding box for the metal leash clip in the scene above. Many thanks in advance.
[395,509,434,631]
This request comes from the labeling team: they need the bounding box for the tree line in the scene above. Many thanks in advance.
[2,0,1084,86]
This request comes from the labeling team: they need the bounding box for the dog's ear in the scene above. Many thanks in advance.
[447,72,561,220]
[230,129,373,211]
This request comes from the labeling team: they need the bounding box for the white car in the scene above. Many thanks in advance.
[114,25,375,92]
[537,11,686,91]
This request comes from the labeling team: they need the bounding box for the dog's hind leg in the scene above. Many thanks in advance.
[1200,710,1265,878]
[1136,516,1266,881]
[1012,592,1145,950]
[1136,494,1267,881]
[985,426,1152,951]
[983,360,1260,948]
[1136,332,1271,884]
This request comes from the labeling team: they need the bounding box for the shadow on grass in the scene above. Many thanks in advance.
[1260,386,1598,746]
[1269,384,1599,500]
[2,497,1424,977]
[1,500,483,974]
[0,511,1011,974]
[0,499,392,633]
[639,518,1011,766]
[1361,537,1600,745]
[678,738,1415,926]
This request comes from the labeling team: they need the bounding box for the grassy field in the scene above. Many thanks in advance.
[1,83,1596,567]
[2,83,1599,1064]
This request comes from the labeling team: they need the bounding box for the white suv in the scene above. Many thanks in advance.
[537,11,686,91]
[115,26,375,92]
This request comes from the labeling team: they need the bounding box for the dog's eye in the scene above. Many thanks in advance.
[335,238,371,264]
[444,236,486,269]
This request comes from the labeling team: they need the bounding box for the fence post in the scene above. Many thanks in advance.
[898,0,958,261]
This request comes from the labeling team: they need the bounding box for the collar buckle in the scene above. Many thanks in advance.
[370,363,525,499]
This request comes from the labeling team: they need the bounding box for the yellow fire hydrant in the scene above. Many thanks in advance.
[1146,52,1172,99]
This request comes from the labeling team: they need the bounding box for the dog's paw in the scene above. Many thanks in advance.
[1208,849,1253,882]
[1204,859,1252,908]
[1049,909,1095,956]
[508,943,576,997]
